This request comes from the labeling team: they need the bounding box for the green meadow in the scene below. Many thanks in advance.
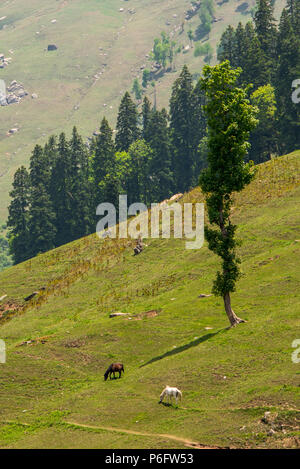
[0,151,299,448]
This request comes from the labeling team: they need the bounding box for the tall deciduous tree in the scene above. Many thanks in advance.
[199,61,258,326]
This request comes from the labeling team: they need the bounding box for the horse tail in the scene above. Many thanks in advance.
[178,390,182,401]
[121,364,124,373]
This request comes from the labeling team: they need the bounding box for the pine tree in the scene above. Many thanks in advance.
[7,167,30,264]
[242,21,268,89]
[218,22,269,89]
[92,117,116,206]
[170,65,195,192]
[127,139,153,205]
[146,109,174,202]
[254,0,277,82]
[191,79,207,177]
[28,184,57,257]
[275,8,300,153]
[43,135,58,186]
[141,96,152,141]
[50,132,72,246]
[132,78,142,100]
[199,61,258,326]
[68,127,92,240]
[286,0,300,34]
[233,22,246,84]
[29,145,50,188]
[218,26,237,67]
[115,92,140,152]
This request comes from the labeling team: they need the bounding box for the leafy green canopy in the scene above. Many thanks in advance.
[199,61,258,298]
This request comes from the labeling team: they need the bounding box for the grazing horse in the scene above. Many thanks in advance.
[159,385,182,405]
[104,363,124,381]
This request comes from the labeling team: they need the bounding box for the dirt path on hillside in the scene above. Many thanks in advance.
[64,420,224,449]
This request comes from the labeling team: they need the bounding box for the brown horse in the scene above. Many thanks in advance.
[104,363,124,381]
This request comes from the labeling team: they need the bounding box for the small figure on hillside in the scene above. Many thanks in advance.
[159,385,182,405]
[133,235,146,256]
[104,363,124,381]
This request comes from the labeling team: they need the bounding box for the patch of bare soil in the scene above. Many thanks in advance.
[17,335,53,346]
[0,300,22,321]
[127,309,159,320]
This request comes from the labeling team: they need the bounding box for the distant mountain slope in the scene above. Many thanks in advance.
[0,0,286,222]
[0,151,299,449]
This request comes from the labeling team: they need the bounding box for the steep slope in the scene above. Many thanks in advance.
[0,0,287,222]
[0,151,299,449]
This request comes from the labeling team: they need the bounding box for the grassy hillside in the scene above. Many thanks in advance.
[0,151,299,449]
[0,0,286,222]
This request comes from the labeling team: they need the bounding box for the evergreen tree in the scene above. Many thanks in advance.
[191,80,208,176]
[127,139,153,205]
[132,78,142,100]
[29,145,49,188]
[242,21,268,89]
[218,22,269,89]
[275,8,300,153]
[7,167,30,264]
[115,92,140,152]
[141,96,152,141]
[254,0,277,81]
[199,61,258,326]
[287,0,300,33]
[50,132,72,246]
[146,109,174,202]
[233,22,246,83]
[43,135,58,184]
[218,26,237,67]
[170,65,195,192]
[28,184,57,257]
[68,127,92,240]
[92,117,116,204]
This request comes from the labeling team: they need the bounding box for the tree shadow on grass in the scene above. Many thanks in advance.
[140,327,229,368]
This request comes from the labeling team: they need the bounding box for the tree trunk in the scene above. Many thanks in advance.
[223,292,246,327]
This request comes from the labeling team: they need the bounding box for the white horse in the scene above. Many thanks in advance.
[159,386,182,405]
